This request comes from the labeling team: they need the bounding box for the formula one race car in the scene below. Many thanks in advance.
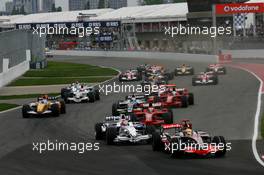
[119,69,142,82]
[152,120,227,158]
[175,64,194,76]
[206,64,226,74]
[192,72,218,86]
[112,95,147,115]
[95,115,152,145]
[22,95,66,118]
[148,84,194,107]
[144,65,174,81]
[61,83,100,103]
[131,103,174,125]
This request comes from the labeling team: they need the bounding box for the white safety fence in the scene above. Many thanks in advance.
[0,50,31,88]
[51,50,218,63]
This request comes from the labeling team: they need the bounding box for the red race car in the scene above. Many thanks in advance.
[130,103,174,126]
[152,120,227,158]
[147,84,194,107]
[206,64,226,75]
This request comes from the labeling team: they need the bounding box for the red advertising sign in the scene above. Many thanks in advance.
[216,3,264,14]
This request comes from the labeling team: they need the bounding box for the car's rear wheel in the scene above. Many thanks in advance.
[188,93,194,105]
[51,104,60,117]
[112,103,119,116]
[95,123,104,140]
[181,96,188,108]
[106,127,117,145]
[60,100,66,114]
[192,78,197,86]
[88,92,95,103]
[22,104,31,118]
[212,136,226,158]
[152,132,163,151]
[95,89,100,100]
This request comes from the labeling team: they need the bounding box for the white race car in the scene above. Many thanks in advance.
[95,115,152,145]
[192,72,218,86]
[119,70,142,81]
[61,83,100,103]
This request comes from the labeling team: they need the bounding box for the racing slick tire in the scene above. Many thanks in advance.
[95,89,100,100]
[212,136,227,158]
[106,127,117,145]
[152,132,164,151]
[130,113,139,122]
[88,92,95,103]
[188,93,194,105]
[22,104,31,118]
[222,68,227,74]
[95,123,104,140]
[146,125,156,134]
[192,78,197,86]
[112,103,119,116]
[190,68,194,75]
[119,75,123,82]
[137,73,143,81]
[162,109,173,124]
[59,100,66,114]
[51,104,60,117]
[212,76,218,85]
[181,96,188,108]
[61,88,71,103]
[171,138,184,157]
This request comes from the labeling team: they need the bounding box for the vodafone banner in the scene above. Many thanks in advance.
[216,3,264,14]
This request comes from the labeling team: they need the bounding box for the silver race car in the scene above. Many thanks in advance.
[119,69,142,82]
[61,83,100,103]
[95,115,152,145]
[192,72,218,86]
[206,64,226,74]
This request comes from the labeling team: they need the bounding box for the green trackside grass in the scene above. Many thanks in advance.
[0,93,60,100]
[23,61,118,77]
[8,61,118,86]
[0,103,19,112]
[8,77,110,86]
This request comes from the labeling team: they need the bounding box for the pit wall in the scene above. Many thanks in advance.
[0,50,30,88]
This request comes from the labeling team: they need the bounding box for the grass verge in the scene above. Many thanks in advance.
[8,60,118,86]
[0,93,60,100]
[0,103,19,112]
[9,77,109,86]
[23,61,118,77]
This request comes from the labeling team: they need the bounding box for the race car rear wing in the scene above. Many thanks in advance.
[105,116,130,121]
[162,124,182,129]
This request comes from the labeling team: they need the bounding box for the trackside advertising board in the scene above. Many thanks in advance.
[215,3,264,14]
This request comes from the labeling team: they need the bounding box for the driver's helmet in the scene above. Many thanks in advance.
[43,94,48,99]
[148,103,154,113]
[183,128,193,137]
[182,64,186,67]
[182,121,192,130]
[120,114,128,126]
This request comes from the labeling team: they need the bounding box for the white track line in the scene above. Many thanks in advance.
[0,106,22,114]
[0,66,121,114]
[231,65,264,167]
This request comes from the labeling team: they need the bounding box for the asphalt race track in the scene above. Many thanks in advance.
[0,56,264,175]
